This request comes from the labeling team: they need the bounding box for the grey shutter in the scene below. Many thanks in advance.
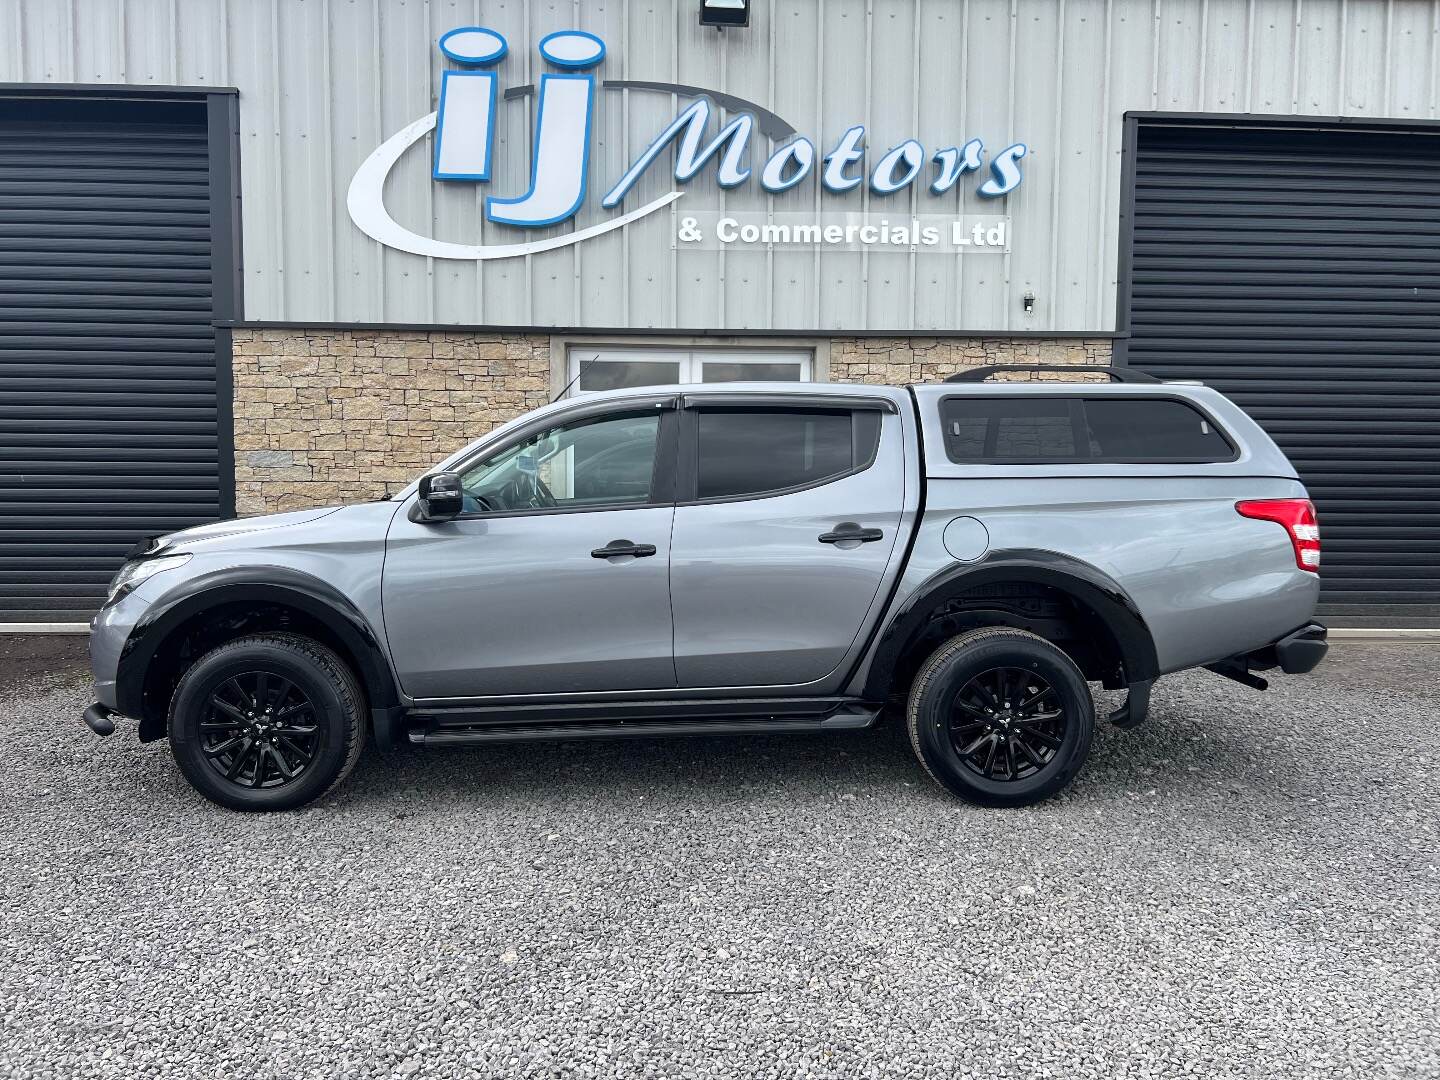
[1122,119,1440,618]
[0,98,221,622]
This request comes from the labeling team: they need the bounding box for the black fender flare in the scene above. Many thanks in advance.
[116,566,401,739]
[860,549,1160,699]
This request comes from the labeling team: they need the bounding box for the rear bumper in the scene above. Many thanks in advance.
[1248,622,1328,675]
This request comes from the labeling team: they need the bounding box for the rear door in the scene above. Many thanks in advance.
[668,394,908,688]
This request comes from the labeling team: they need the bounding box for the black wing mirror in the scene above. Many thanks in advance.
[416,471,464,522]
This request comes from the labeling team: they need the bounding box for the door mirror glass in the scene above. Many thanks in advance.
[416,471,464,521]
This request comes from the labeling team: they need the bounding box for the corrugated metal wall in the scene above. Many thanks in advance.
[2,0,1438,332]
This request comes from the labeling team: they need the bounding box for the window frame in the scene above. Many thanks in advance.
[426,396,680,521]
[938,392,1240,466]
[676,395,894,506]
[565,345,814,396]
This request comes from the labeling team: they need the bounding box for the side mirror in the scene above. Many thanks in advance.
[416,471,464,521]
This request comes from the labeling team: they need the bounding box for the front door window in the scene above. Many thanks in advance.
[459,412,661,514]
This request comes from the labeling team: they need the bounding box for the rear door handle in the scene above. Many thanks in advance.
[818,523,885,544]
[591,539,657,559]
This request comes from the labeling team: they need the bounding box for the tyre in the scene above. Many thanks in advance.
[906,627,1094,807]
[168,633,366,811]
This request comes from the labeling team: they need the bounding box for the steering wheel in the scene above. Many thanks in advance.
[498,472,557,510]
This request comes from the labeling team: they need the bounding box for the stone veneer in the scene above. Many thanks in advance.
[232,329,551,515]
[232,329,1113,515]
[829,336,1112,384]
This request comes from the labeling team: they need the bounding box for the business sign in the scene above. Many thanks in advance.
[347,26,1027,261]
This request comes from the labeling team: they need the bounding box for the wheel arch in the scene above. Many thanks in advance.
[115,566,401,743]
[859,550,1160,700]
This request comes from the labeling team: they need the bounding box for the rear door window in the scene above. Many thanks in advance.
[694,408,882,500]
[941,396,1235,464]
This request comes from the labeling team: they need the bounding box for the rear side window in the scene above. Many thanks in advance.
[695,408,882,499]
[941,396,1235,464]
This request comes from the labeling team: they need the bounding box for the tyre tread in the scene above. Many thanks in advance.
[167,632,366,810]
[905,627,1092,807]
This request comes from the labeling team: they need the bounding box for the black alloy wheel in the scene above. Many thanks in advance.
[906,627,1095,807]
[200,671,322,789]
[948,666,1066,782]
[169,633,366,812]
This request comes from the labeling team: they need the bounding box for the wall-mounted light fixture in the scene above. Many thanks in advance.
[1023,292,1036,315]
[699,0,750,28]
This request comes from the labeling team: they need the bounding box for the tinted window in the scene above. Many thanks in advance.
[1083,399,1233,459]
[941,396,1234,463]
[696,409,880,500]
[945,398,1080,460]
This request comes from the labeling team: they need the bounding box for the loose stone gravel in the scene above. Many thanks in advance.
[0,645,1436,1079]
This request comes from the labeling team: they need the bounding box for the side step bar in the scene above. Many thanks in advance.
[406,699,882,747]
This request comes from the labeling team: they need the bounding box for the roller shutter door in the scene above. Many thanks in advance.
[0,97,224,623]
[1122,119,1440,619]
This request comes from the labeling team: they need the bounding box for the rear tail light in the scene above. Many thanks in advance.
[1236,498,1320,572]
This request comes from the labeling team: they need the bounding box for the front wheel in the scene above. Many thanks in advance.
[168,633,366,811]
[906,628,1094,808]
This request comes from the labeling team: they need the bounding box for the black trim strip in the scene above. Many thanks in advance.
[116,568,401,735]
[681,392,897,412]
[0,83,239,98]
[859,549,1160,699]
[413,695,865,726]
[222,320,1126,340]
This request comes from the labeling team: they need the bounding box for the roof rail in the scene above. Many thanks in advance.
[943,364,1162,385]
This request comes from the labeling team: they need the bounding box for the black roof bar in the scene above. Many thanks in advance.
[943,364,1162,385]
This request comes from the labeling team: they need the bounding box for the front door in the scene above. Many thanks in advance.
[383,401,678,699]
[668,397,909,688]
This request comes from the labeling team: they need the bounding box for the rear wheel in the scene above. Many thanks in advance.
[168,633,365,811]
[906,627,1094,807]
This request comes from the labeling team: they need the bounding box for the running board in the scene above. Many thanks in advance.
[406,699,881,747]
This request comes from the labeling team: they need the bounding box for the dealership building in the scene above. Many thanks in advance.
[1,0,1437,625]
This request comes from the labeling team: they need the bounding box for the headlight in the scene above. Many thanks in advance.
[104,553,192,606]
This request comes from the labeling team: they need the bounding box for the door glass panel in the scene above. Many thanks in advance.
[701,361,804,382]
[460,412,660,512]
[696,408,873,500]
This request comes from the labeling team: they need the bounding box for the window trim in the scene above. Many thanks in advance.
[424,399,680,522]
[938,392,1240,466]
[559,341,819,397]
[677,401,887,506]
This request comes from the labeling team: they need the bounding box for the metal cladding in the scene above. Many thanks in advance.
[6,0,1440,331]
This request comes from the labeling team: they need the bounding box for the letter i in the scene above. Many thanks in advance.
[434,27,509,180]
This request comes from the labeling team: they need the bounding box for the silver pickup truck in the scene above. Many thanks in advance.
[84,365,1327,812]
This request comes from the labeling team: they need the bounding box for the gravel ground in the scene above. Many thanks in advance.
[0,641,1436,1080]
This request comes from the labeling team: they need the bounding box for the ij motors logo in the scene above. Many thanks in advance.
[347,26,1027,260]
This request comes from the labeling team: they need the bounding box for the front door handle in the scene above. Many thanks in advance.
[591,539,657,559]
[818,523,885,544]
